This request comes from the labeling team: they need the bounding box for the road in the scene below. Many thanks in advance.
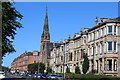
[5,73,23,78]
[1,73,42,80]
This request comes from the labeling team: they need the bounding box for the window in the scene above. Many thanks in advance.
[107,60,112,71]
[114,42,116,52]
[108,26,112,35]
[78,40,80,47]
[90,33,92,41]
[108,42,112,52]
[95,32,97,39]
[99,30,101,38]
[83,36,86,44]
[83,49,86,56]
[97,31,99,38]
[62,46,64,51]
[77,50,79,61]
[104,43,106,53]
[61,56,63,61]
[69,53,72,61]
[107,42,117,52]
[114,25,116,35]
[107,25,117,35]
[104,27,106,36]
[92,33,94,40]
[114,60,117,71]
[74,51,76,61]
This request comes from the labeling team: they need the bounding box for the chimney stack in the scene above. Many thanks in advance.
[80,28,82,33]
[68,35,71,39]
[95,17,98,25]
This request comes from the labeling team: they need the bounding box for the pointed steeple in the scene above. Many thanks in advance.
[41,6,50,42]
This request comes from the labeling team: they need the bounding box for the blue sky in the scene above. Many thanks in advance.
[3,2,118,68]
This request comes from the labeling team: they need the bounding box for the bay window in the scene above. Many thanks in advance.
[114,25,117,35]
[107,60,112,71]
[107,41,117,52]
[108,42,112,52]
[107,25,117,35]
[114,42,116,52]
[108,26,112,35]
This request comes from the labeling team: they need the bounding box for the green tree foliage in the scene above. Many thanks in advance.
[2,2,23,57]
[28,63,38,73]
[28,63,45,74]
[82,55,89,74]
[39,62,45,74]
[2,66,10,72]
[66,66,70,73]
[46,66,52,73]
[75,66,81,74]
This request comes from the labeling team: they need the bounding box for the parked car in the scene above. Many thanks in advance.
[0,71,5,79]
[33,74,41,78]
[27,73,34,77]
[47,74,57,79]
[56,75,64,80]
[41,74,47,79]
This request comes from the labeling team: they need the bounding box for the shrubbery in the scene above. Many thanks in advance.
[66,66,71,73]
[75,66,81,74]
[82,55,89,74]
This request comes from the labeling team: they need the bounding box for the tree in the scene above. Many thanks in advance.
[2,66,10,72]
[1,1,23,70]
[2,2,23,56]
[66,66,70,73]
[46,66,52,73]
[27,63,45,74]
[75,66,81,74]
[28,63,38,73]
[82,55,89,74]
[39,62,45,74]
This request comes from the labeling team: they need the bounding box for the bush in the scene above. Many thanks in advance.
[27,62,45,73]
[46,67,52,73]
[75,66,81,74]
[82,55,89,74]
[66,66,70,73]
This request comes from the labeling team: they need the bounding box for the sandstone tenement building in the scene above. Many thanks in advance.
[11,51,40,73]
[49,18,120,76]
[40,10,120,77]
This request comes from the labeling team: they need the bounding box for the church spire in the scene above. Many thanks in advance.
[41,7,50,42]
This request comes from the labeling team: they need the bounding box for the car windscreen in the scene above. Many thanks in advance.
[57,75,62,77]
[51,74,57,76]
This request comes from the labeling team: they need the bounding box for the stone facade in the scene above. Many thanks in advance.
[11,51,40,73]
[39,9,120,76]
[48,18,120,76]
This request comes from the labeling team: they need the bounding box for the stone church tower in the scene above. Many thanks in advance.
[40,8,51,67]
